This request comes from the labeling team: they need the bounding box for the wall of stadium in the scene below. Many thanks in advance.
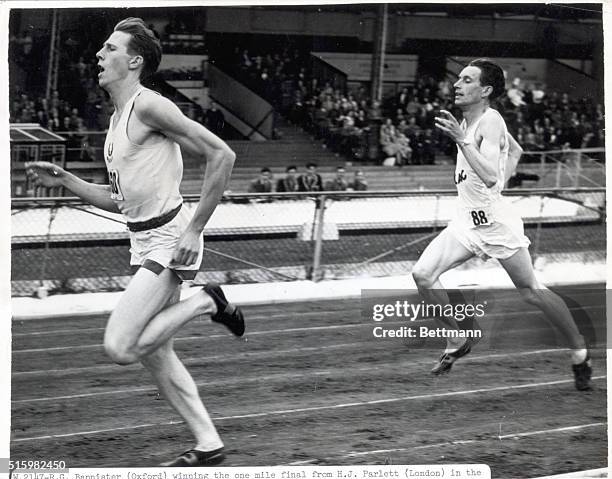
[312,52,418,83]
[204,7,599,48]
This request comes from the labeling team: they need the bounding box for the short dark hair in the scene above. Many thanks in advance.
[336,166,345,171]
[114,17,162,81]
[306,162,317,169]
[261,167,271,173]
[468,58,505,101]
[286,165,297,172]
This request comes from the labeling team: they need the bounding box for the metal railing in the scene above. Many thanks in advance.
[11,187,605,297]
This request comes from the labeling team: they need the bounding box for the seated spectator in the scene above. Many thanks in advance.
[404,116,422,140]
[355,109,368,129]
[420,129,436,164]
[249,167,274,193]
[298,162,323,192]
[312,100,330,141]
[380,118,411,166]
[276,165,299,192]
[325,166,349,191]
[350,170,368,191]
[395,131,412,166]
[523,126,542,151]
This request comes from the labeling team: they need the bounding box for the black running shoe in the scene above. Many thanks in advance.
[431,340,472,375]
[204,283,245,337]
[572,355,592,391]
[161,448,226,467]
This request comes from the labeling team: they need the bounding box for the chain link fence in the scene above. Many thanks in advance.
[11,187,605,297]
[516,148,605,188]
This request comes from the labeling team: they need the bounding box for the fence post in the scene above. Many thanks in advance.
[38,204,58,298]
[532,195,546,263]
[555,161,562,188]
[539,153,545,182]
[433,193,440,232]
[311,195,327,282]
[574,152,582,188]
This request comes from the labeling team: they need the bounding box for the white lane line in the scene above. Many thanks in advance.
[12,327,106,337]
[12,370,333,404]
[498,422,607,439]
[12,323,372,354]
[12,306,363,326]
[533,467,609,479]
[13,304,604,354]
[284,422,607,465]
[11,311,361,337]
[12,342,371,377]
[12,348,573,401]
[11,376,605,443]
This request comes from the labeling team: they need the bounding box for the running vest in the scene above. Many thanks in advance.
[454,108,509,212]
[103,87,183,223]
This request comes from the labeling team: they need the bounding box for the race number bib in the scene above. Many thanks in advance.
[467,206,494,228]
[108,169,124,201]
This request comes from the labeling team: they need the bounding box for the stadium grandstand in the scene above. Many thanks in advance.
[9,4,607,476]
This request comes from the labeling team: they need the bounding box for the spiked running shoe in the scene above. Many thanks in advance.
[204,283,245,337]
[161,448,226,467]
[572,354,593,391]
[431,340,472,375]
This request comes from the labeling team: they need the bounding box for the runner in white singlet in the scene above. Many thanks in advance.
[26,18,244,466]
[103,86,203,274]
[448,107,530,260]
[412,59,592,391]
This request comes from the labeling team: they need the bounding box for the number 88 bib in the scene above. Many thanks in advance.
[467,206,494,228]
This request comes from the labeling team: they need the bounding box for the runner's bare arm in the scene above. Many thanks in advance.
[505,133,524,182]
[25,161,120,213]
[136,92,236,233]
[135,92,235,266]
[466,114,504,188]
[435,110,499,187]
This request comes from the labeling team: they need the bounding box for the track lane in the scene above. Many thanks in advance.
[11,288,607,475]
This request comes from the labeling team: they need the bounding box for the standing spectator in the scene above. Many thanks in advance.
[396,87,410,110]
[276,165,299,193]
[205,102,225,136]
[298,162,323,192]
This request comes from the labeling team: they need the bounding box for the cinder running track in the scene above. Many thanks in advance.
[11,285,607,477]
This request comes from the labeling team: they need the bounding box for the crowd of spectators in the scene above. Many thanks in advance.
[248,163,367,194]
[497,78,605,154]
[224,48,453,163]
[10,88,111,132]
[9,87,111,162]
[10,21,605,169]
[225,46,605,165]
[224,46,448,163]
